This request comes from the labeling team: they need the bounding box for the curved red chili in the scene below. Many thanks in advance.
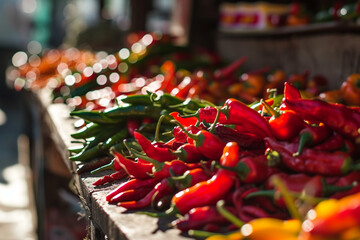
[284,98,360,140]
[111,149,153,180]
[134,131,175,162]
[265,137,355,176]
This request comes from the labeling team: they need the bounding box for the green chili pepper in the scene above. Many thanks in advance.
[70,110,122,124]
[117,94,153,106]
[70,128,129,162]
[103,105,163,120]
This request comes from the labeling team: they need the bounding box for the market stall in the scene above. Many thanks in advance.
[5,0,360,239]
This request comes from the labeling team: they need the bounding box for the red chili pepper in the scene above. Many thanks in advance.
[118,178,174,210]
[172,125,202,144]
[171,205,236,231]
[126,118,141,137]
[147,142,240,217]
[169,112,198,127]
[221,98,273,138]
[265,137,356,176]
[111,149,153,180]
[219,155,273,184]
[313,132,345,152]
[294,123,332,156]
[232,186,272,222]
[170,75,198,99]
[213,124,265,150]
[302,175,355,198]
[213,56,247,80]
[170,143,205,163]
[92,170,127,186]
[133,131,175,162]
[159,60,176,93]
[331,171,360,199]
[261,99,305,141]
[170,168,211,190]
[284,98,360,141]
[174,124,226,160]
[128,147,198,180]
[194,100,273,138]
[108,187,153,203]
[106,177,158,202]
[249,173,354,208]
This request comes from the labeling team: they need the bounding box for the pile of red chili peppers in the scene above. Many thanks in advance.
[69,80,360,239]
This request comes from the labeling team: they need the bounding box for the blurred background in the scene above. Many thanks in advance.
[0,0,360,239]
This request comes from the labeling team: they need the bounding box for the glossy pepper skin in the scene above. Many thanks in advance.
[284,98,360,141]
[264,137,354,176]
[134,131,175,162]
[174,121,226,160]
[118,178,174,210]
[194,99,273,138]
[111,149,153,180]
[294,123,332,156]
[171,206,236,231]
[312,132,344,152]
[261,99,304,141]
[109,187,153,204]
[213,124,265,150]
[106,178,159,202]
[340,73,360,105]
[169,142,240,215]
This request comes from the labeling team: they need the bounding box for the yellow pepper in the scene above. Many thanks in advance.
[241,218,301,240]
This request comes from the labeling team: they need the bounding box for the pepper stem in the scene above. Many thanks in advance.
[155,115,166,142]
[216,200,245,228]
[90,159,115,174]
[245,190,276,199]
[322,178,357,197]
[209,107,221,133]
[136,205,178,218]
[293,131,313,157]
[271,175,303,221]
[260,99,280,118]
[170,120,199,142]
[128,148,164,171]
[266,149,282,166]
[215,162,250,180]
[188,230,218,238]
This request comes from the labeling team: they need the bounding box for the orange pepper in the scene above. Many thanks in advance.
[301,192,360,238]
[340,73,360,106]
[241,73,266,98]
[318,89,344,104]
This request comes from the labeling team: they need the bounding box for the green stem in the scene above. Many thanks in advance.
[260,99,280,118]
[216,200,245,228]
[208,107,221,133]
[188,230,218,238]
[90,159,114,174]
[293,131,312,157]
[155,115,166,142]
[322,178,357,196]
[170,120,199,142]
[245,190,276,199]
[271,175,303,221]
